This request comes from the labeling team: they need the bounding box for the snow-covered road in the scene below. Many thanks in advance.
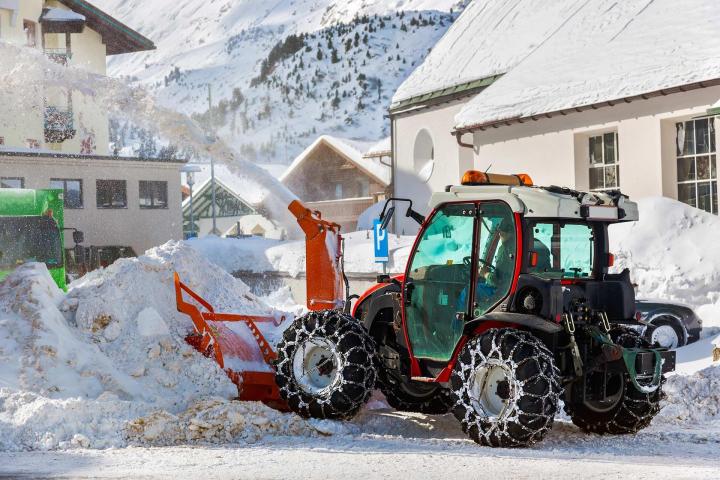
[2,410,718,479]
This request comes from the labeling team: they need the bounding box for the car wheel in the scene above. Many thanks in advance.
[647,316,685,349]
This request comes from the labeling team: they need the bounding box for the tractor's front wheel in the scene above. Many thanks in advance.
[275,310,376,420]
[451,328,561,448]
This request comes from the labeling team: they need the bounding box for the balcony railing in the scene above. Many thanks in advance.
[44,106,76,143]
[44,48,72,66]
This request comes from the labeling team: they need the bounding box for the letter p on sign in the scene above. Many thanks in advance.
[373,218,389,263]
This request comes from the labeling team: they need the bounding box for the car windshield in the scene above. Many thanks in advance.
[0,216,63,269]
[528,222,594,279]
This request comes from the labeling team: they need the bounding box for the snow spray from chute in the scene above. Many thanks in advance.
[0,41,301,236]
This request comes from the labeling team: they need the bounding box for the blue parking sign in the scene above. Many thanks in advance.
[373,219,389,263]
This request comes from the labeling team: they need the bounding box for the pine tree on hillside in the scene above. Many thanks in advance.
[316,48,323,61]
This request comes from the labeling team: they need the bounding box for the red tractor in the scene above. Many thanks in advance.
[176,172,675,448]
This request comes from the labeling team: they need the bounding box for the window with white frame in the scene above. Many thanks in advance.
[588,132,619,191]
[676,117,717,214]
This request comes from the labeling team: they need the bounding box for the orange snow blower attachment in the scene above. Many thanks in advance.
[174,200,347,408]
[174,273,288,410]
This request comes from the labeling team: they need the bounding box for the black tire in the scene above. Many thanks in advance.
[450,328,561,448]
[378,372,454,414]
[275,309,376,420]
[564,326,664,435]
[646,315,686,348]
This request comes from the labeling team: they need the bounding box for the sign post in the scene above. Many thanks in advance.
[373,219,389,268]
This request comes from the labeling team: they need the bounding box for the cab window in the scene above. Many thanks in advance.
[529,222,594,279]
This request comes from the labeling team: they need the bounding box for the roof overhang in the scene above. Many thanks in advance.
[390,74,502,116]
[55,0,155,55]
[39,8,86,34]
[454,78,720,135]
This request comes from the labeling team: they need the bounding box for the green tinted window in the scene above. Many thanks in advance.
[405,203,475,361]
[529,223,594,279]
[0,216,62,268]
[474,203,517,315]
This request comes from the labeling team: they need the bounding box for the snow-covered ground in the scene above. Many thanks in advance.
[1,196,719,478]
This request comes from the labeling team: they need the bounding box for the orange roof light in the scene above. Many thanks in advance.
[461,170,489,185]
[515,173,534,186]
[461,171,534,187]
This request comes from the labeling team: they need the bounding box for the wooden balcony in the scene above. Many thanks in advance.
[44,48,72,66]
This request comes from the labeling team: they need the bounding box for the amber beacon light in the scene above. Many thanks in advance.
[461,171,534,187]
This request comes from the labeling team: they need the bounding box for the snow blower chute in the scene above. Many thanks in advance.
[174,200,345,407]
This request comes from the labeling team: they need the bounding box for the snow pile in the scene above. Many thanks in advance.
[0,242,320,451]
[659,364,720,425]
[610,197,720,326]
[126,397,317,446]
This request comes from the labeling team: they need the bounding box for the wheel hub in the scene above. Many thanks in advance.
[469,360,516,420]
[292,338,342,395]
[650,325,679,349]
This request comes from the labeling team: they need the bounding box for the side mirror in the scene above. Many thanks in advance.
[72,230,84,244]
[380,206,395,231]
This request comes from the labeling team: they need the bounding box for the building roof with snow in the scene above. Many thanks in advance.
[363,136,391,159]
[454,0,720,132]
[182,163,265,206]
[391,0,584,110]
[280,135,390,186]
[51,0,155,55]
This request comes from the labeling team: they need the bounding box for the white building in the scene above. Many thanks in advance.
[390,0,720,233]
[0,1,186,264]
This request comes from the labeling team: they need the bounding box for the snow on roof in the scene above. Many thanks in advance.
[455,0,720,130]
[364,136,391,157]
[392,0,584,105]
[280,135,390,186]
[182,163,265,205]
[42,7,86,22]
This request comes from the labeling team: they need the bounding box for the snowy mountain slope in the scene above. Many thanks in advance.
[93,0,465,164]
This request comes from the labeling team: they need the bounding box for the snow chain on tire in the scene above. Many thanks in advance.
[564,326,665,435]
[275,309,376,420]
[451,328,561,448]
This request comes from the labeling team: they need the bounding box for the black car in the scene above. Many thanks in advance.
[630,300,703,349]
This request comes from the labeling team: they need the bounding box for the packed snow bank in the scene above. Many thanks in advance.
[610,197,720,327]
[125,397,319,446]
[659,364,720,425]
[0,243,318,451]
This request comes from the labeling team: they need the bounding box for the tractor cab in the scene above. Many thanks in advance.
[375,172,641,381]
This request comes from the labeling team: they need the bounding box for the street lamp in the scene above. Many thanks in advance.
[181,164,202,238]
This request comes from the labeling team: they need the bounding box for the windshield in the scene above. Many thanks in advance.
[528,222,594,279]
[0,217,63,269]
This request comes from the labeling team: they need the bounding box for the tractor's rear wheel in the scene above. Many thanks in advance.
[564,327,664,435]
[450,328,561,448]
[275,310,376,420]
[378,373,454,414]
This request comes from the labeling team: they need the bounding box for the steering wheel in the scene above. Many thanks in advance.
[477,257,497,272]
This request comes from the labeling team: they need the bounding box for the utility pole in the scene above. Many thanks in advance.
[207,83,219,235]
